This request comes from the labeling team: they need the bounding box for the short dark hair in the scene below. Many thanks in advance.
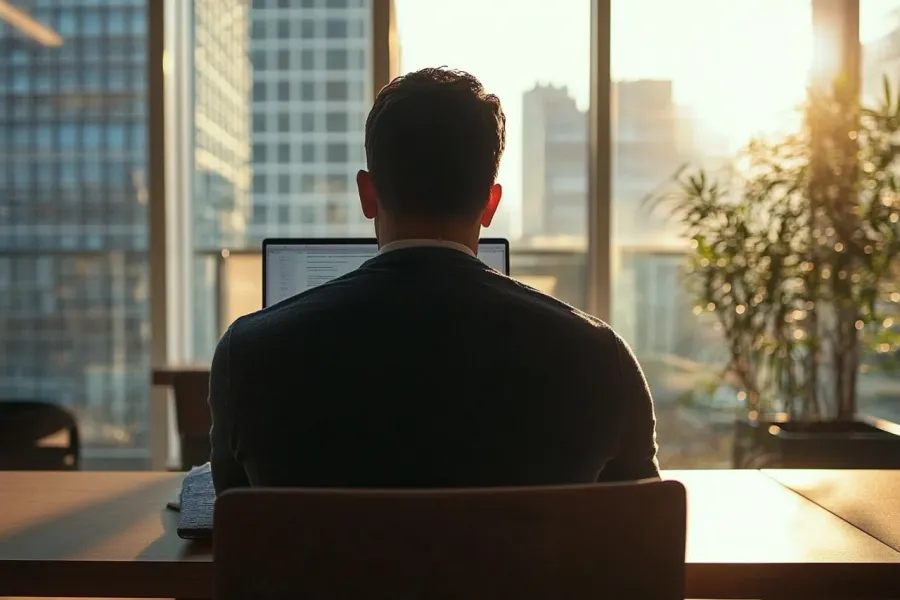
[364,67,506,221]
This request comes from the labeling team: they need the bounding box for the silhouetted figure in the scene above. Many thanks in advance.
[209,68,659,493]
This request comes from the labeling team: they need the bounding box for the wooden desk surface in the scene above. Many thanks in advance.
[765,469,900,553]
[0,470,898,599]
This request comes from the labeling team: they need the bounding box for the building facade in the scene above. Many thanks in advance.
[521,84,588,240]
[0,0,250,456]
[248,0,373,242]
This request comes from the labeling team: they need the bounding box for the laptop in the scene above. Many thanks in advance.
[262,237,510,308]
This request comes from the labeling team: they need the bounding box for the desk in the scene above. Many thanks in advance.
[765,469,900,553]
[0,470,898,599]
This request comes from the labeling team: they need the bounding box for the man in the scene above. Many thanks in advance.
[209,67,658,493]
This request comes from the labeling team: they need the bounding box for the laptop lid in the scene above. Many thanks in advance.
[262,238,510,308]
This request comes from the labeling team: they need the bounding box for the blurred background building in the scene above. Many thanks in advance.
[247,0,372,242]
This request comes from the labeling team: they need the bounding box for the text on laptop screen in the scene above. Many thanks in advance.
[264,241,508,307]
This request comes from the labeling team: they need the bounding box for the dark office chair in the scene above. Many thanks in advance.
[170,370,213,470]
[0,400,80,470]
[214,479,687,600]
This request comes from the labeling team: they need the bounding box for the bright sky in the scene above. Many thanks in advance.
[395,0,900,229]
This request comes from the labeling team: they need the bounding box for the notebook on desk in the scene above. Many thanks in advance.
[170,462,215,539]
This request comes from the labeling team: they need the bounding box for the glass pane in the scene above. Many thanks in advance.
[185,0,373,360]
[0,1,150,463]
[611,0,814,468]
[395,0,590,308]
[861,0,900,425]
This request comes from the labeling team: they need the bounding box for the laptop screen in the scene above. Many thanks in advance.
[263,238,509,308]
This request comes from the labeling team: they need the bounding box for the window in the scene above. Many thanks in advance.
[253,174,267,193]
[278,50,290,70]
[252,19,266,39]
[253,204,268,222]
[325,19,348,38]
[326,143,348,163]
[326,49,348,70]
[609,0,814,467]
[301,143,316,162]
[301,112,316,132]
[253,143,267,162]
[278,143,290,163]
[278,81,290,101]
[278,113,290,131]
[278,205,290,222]
[301,174,316,192]
[327,0,348,7]
[253,113,267,132]
[301,82,316,101]
[253,81,267,101]
[325,112,348,132]
[0,8,151,458]
[860,0,900,425]
[325,81,348,100]
[301,19,315,38]
[278,174,291,194]
[278,20,290,38]
[300,49,315,70]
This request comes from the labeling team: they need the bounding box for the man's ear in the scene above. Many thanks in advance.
[357,170,378,219]
[480,183,503,227]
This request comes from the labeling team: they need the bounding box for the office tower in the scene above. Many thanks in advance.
[609,80,704,371]
[521,84,588,240]
[248,0,373,242]
[0,0,250,458]
[189,0,252,360]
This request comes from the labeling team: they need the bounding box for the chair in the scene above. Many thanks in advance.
[0,400,80,470]
[153,368,212,470]
[170,370,213,470]
[214,479,686,600]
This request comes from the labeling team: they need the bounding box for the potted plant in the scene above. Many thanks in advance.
[657,78,900,468]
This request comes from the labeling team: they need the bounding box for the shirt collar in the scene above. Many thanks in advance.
[378,238,475,258]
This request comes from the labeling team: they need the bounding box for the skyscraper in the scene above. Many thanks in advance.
[0,0,250,457]
[0,0,151,454]
[521,84,588,240]
[248,0,373,242]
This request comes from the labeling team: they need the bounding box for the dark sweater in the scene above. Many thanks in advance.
[209,247,659,492]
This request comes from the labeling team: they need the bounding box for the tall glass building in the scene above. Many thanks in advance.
[248,0,372,242]
[0,0,150,455]
[0,0,250,458]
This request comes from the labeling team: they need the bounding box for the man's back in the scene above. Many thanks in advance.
[210,247,659,492]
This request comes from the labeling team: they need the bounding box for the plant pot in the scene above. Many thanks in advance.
[732,415,900,469]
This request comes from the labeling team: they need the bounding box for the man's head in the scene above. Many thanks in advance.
[357,68,506,246]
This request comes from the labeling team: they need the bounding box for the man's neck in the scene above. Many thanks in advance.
[377,221,479,255]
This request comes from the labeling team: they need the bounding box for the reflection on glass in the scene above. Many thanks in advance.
[611,0,814,467]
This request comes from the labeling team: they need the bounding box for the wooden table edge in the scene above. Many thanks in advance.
[0,558,214,599]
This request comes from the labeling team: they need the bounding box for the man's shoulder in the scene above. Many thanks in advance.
[230,269,374,342]
[497,276,612,330]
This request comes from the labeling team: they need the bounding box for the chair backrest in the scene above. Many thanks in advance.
[0,400,80,470]
[214,479,686,600]
[171,370,212,470]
